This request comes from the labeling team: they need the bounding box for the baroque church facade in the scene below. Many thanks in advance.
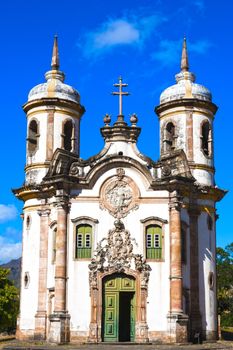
[14,37,225,344]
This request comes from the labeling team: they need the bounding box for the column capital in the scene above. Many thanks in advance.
[169,191,182,211]
[55,199,70,212]
[37,209,51,217]
[54,190,70,212]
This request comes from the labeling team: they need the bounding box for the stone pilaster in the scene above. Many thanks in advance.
[167,191,188,343]
[186,110,194,161]
[49,195,70,344]
[34,208,51,340]
[188,206,202,340]
[135,285,149,343]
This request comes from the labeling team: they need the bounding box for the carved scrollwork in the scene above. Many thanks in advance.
[69,162,79,176]
[89,219,151,289]
[162,165,171,177]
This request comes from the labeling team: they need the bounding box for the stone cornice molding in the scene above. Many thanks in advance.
[37,209,51,217]
[140,216,168,224]
[155,98,218,116]
[71,216,99,224]
[100,124,141,143]
[23,97,85,117]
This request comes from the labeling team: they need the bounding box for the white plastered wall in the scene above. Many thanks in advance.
[19,207,40,330]
[198,208,216,335]
[64,167,171,333]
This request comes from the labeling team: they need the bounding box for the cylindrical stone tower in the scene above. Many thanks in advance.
[23,36,85,185]
[156,38,217,186]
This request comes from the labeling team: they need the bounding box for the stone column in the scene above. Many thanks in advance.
[34,208,51,340]
[188,207,202,340]
[49,195,70,344]
[167,191,188,343]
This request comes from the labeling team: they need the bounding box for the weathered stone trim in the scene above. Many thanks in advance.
[34,208,51,340]
[188,205,202,340]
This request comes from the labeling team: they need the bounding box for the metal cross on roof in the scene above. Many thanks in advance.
[112,76,129,116]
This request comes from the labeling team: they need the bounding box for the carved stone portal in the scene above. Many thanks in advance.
[100,168,139,219]
[88,220,151,343]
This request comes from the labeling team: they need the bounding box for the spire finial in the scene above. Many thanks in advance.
[181,37,189,72]
[51,35,59,70]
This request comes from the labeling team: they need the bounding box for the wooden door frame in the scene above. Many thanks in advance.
[88,268,149,343]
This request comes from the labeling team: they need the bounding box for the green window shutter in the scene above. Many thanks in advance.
[146,225,162,259]
[76,224,92,259]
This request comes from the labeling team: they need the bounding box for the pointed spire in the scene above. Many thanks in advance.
[181,37,189,72]
[51,35,59,70]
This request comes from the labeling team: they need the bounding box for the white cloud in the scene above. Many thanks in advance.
[94,20,139,48]
[81,14,166,58]
[0,236,22,264]
[0,204,18,222]
[152,39,212,67]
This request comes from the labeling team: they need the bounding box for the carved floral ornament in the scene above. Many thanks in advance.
[89,219,151,289]
[100,168,139,219]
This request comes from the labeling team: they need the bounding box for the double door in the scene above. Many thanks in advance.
[103,274,135,342]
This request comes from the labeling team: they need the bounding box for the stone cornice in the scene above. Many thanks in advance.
[100,124,141,143]
[23,97,85,117]
[155,98,218,116]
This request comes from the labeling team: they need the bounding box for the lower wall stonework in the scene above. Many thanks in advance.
[16,329,35,341]
[148,331,173,344]
[16,329,217,344]
[70,331,89,343]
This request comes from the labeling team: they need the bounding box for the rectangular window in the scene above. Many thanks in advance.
[146,225,162,260]
[76,225,92,259]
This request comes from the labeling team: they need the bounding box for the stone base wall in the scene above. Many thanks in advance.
[148,331,172,344]
[16,329,35,341]
[48,313,70,344]
[70,331,89,343]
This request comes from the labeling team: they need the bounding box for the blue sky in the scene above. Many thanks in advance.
[0,0,232,263]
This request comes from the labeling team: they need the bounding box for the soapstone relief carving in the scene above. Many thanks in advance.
[89,219,151,289]
[100,168,139,218]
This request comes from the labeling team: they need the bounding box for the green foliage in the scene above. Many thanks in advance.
[216,243,233,327]
[0,268,19,332]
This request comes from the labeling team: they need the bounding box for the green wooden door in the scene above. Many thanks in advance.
[103,274,135,342]
[130,292,136,341]
[104,293,118,341]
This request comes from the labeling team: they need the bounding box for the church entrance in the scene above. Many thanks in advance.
[102,273,135,342]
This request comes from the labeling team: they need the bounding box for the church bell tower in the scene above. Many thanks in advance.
[23,36,85,185]
[156,38,217,186]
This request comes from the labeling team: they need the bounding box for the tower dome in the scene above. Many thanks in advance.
[160,38,212,104]
[28,36,80,104]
